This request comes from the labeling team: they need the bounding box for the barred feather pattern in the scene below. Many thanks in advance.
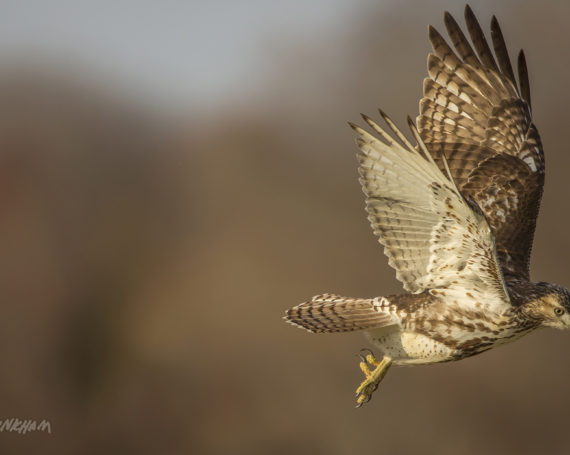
[418,5,544,280]
[349,112,510,312]
[285,294,399,333]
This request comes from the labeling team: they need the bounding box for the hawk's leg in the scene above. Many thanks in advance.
[355,350,392,407]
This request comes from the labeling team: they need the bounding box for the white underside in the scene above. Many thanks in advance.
[365,326,455,365]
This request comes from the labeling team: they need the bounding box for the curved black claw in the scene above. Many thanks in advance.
[355,395,371,408]
[358,348,374,362]
[355,382,379,408]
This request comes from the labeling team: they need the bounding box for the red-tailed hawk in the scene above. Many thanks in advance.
[285,5,570,407]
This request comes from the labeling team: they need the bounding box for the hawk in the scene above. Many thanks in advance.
[285,5,570,407]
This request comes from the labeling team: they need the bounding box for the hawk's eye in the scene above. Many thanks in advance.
[554,307,565,316]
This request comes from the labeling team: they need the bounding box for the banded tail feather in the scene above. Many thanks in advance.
[285,294,397,334]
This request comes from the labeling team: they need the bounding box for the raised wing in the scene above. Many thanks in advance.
[417,5,544,280]
[350,112,510,311]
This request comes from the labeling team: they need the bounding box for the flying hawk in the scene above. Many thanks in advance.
[285,5,570,407]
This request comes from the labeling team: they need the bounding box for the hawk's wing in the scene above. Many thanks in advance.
[417,6,544,280]
[351,113,510,312]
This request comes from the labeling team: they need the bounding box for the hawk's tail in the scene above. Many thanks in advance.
[284,294,396,334]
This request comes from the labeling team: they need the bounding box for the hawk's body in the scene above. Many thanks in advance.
[285,6,570,406]
[297,292,534,365]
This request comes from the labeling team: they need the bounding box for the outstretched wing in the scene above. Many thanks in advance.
[417,5,544,280]
[351,112,510,312]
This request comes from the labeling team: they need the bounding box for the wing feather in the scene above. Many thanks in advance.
[517,50,531,109]
[417,6,544,280]
[352,114,510,311]
[444,11,480,68]
[490,15,517,91]
[464,5,499,72]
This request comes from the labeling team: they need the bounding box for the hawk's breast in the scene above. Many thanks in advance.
[365,302,530,365]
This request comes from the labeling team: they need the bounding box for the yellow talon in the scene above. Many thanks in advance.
[365,353,380,367]
[359,360,373,377]
[358,352,380,376]
[355,353,392,407]
[358,349,380,374]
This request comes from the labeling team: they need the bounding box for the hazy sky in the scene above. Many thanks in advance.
[0,0,371,108]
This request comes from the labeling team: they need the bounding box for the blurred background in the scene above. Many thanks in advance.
[1,0,569,454]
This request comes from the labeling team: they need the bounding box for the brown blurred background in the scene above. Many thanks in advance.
[1,0,570,454]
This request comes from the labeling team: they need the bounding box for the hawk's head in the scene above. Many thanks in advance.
[522,283,570,329]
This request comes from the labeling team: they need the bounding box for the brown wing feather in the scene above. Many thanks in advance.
[490,15,517,89]
[461,143,544,278]
[464,5,499,73]
[517,50,531,109]
[417,6,545,280]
